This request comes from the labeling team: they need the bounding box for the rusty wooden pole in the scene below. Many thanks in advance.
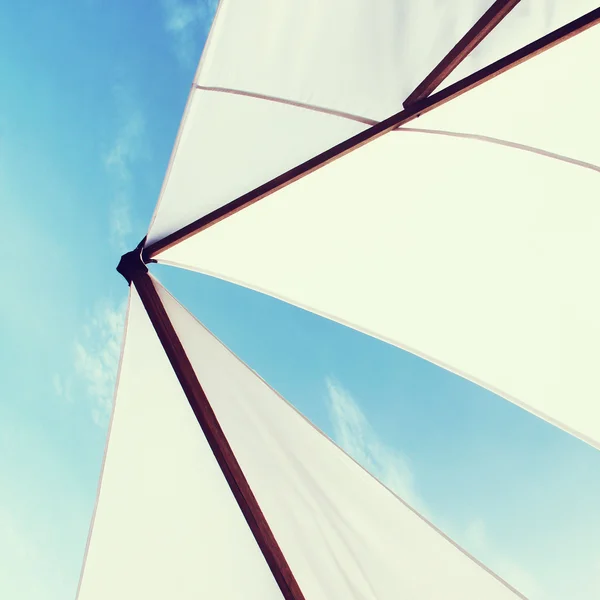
[403,0,521,106]
[117,244,306,600]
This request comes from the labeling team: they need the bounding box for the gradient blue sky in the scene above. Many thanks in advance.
[1,2,599,599]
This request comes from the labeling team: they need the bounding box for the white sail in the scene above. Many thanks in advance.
[147,1,600,245]
[417,24,600,169]
[443,0,600,86]
[145,88,366,245]
[158,125,600,450]
[147,0,547,244]
[79,277,525,599]
[150,8,600,449]
[77,288,284,600]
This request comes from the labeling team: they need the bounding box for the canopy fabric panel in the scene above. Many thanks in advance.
[417,22,600,170]
[442,0,600,87]
[195,0,492,121]
[148,0,541,244]
[153,279,525,599]
[146,89,366,245]
[157,131,600,450]
[76,288,284,600]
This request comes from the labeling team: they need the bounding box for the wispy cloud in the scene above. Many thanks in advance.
[462,517,544,599]
[52,372,73,404]
[49,265,127,423]
[326,378,427,515]
[72,297,127,426]
[325,378,543,598]
[104,86,146,253]
[161,0,217,67]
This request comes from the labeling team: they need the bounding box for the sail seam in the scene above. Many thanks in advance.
[195,85,600,172]
[195,85,378,125]
[401,128,600,172]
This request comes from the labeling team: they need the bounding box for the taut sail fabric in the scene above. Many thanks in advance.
[145,88,366,245]
[128,278,527,597]
[442,0,600,87]
[146,2,600,450]
[147,0,535,244]
[158,129,600,450]
[146,1,600,245]
[417,22,600,169]
[76,289,284,600]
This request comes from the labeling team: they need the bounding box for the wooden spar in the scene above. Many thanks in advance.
[143,6,600,261]
[403,0,521,106]
[116,247,306,600]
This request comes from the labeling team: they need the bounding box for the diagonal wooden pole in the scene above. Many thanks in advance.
[143,6,600,261]
[403,0,521,106]
[117,244,306,600]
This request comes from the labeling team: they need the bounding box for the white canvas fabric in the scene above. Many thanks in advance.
[194,0,494,120]
[418,22,600,170]
[145,89,366,245]
[148,0,531,243]
[158,131,600,450]
[443,0,600,87]
[151,278,525,599]
[76,288,284,600]
[147,1,600,245]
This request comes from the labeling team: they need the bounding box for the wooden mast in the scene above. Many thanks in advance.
[403,0,521,106]
[117,244,306,600]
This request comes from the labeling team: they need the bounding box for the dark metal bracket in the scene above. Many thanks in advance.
[116,237,149,285]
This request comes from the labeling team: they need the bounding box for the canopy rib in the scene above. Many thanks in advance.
[403,0,521,106]
[144,6,600,260]
[129,269,306,600]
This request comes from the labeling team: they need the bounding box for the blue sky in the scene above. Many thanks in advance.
[0,1,599,599]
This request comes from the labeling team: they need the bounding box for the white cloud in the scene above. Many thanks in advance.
[464,517,487,552]
[52,372,73,404]
[461,518,544,599]
[52,373,64,398]
[496,560,544,600]
[326,378,545,598]
[73,297,127,426]
[104,99,144,181]
[104,87,145,252]
[161,0,217,66]
[326,378,426,515]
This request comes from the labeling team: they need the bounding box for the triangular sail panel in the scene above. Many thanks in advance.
[80,277,525,599]
[157,128,600,450]
[77,288,284,600]
[144,1,600,450]
[416,23,600,169]
[147,0,548,244]
[442,0,600,87]
[145,88,366,245]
